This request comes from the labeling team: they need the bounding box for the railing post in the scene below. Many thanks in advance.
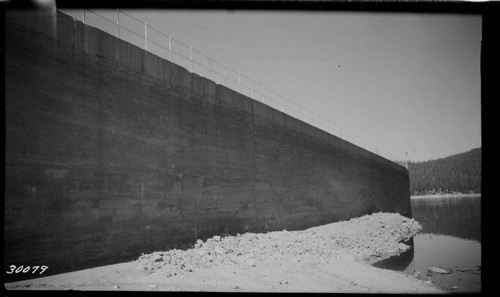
[190,46,193,72]
[250,81,254,99]
[238,72,241,92]
[262,84,266,104]
[224,66,227,85]
[144,22,148,50]
[261,84,265,104]
[209,57,212,80]
[168,36,172,62]
[82,9,85,23]
[116,9,119,37]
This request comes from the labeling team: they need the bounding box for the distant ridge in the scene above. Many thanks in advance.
[408,148,481,196]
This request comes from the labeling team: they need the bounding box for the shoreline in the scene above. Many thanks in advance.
[5,213,443,293]
[410,193,481,199]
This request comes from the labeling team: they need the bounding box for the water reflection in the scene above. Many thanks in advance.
[408,232,481,293]
[411,196,481,242]
[372,238,414,271]
[375,196,481,293]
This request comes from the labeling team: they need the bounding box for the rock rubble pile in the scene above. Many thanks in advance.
[136,212,421,278]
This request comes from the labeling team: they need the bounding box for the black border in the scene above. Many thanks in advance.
[3,0,495,296]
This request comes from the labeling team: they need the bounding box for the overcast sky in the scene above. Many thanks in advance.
[62,9,482,162]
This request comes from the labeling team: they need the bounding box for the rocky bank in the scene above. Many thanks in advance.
[136,212,420,277]
[5,212,443,293]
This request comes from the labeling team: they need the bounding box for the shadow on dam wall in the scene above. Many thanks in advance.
[4,9,410,281]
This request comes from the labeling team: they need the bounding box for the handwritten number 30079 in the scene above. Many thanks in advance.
[6,265,48,274]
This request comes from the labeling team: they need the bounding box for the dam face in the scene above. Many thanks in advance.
[5,10,410,277]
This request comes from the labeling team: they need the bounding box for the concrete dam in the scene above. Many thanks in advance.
[5,10,410,278]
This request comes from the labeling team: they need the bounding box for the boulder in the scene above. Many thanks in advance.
[194,239,204,248]
[213,246,226,255]
[427,266,450,274]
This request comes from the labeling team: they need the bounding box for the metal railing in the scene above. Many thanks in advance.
[62,8,408,169]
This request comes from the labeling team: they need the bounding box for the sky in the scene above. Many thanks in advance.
[62,9,482,162]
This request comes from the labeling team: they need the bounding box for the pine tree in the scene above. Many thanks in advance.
[408,148,481,195]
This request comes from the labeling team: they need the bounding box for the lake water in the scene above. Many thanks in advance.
[373,195,481,293]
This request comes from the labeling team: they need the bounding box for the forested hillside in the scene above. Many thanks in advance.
[408,148,481,196]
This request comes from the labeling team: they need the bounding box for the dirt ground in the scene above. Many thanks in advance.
[5,212,443,293]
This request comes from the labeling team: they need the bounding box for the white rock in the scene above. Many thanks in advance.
[244,258,257,267]
[213,246,226,255]
[427,266,450,274]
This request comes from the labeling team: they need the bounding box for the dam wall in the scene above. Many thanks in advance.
[5,10,410,278]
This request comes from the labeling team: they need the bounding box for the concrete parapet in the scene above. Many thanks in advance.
[201,77,217,101]
[215,84,234,108]
[171,63,192,89]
